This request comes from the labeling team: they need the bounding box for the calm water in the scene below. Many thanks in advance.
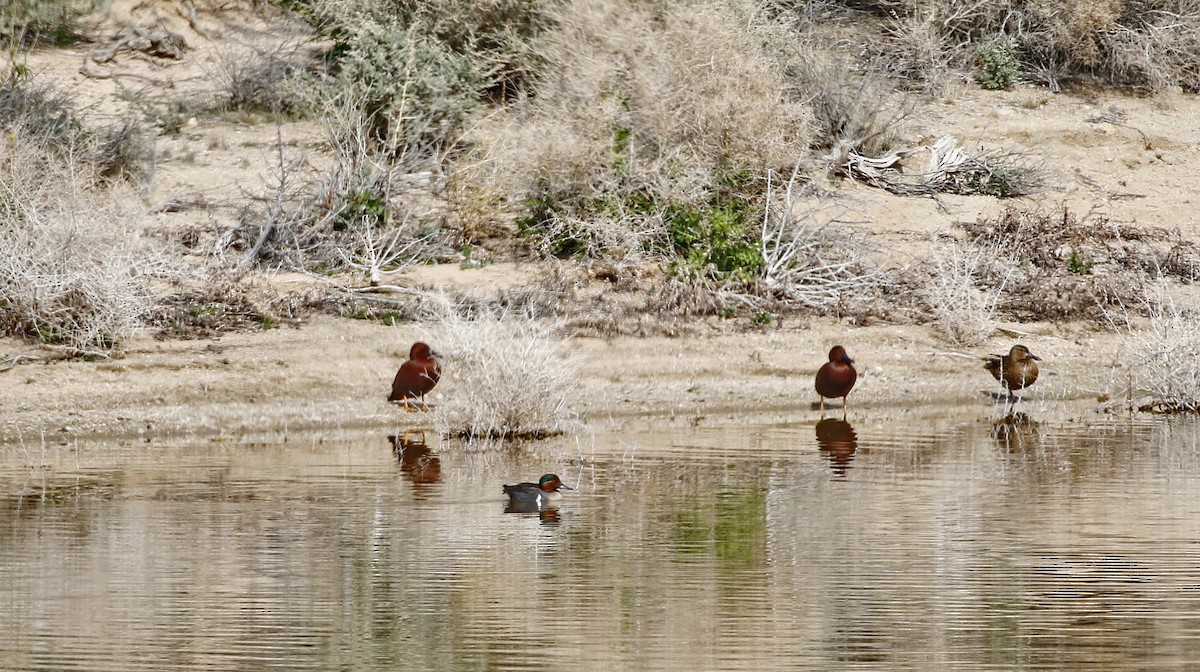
[3,413,1200,671]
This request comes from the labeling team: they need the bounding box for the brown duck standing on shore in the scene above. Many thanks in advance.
[388,342,441,412]
[815,345,857,420]
[985,344,1040,394]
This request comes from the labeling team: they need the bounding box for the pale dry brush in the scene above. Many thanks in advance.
[1109,282,1200,413]
[239,90,447,273]
[0,148,169,352]
[428,304,575,444]
[1101,4,1200,93]
[753,166,888,311]
[491,0,808,256]
[920,234,1015,346]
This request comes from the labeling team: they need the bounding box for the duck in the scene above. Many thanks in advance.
[815,345,857,420]
[984,344,1040,393]
[503,474,573,506]
[388,342,441,412]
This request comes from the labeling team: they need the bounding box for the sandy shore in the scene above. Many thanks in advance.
[0,313,1132,446]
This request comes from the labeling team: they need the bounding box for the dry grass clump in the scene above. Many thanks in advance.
[1100,3,1200,93]
[0,72,163,354]
[209,42,316,117]
[149,273,302,339]
[0,73,152,184]
[790,41,911,164]
[428,305,574,443]
[1111,285,1200,413]
[0,0,92,46]
[960,207,1200,321]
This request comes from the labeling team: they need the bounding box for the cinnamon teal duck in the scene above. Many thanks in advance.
[815,345,857,420]
[388,342,441,412]
[985,344,1040,394]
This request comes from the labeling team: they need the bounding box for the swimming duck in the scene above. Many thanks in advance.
[815,345,857,420]
[388,342,441,412]
[985,344,1040,393]
[503,474,572,506]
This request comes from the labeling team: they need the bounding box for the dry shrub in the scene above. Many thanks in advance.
[490,0,809,260]
[210,41,315,116]
[755,168,889,310]
[429,305,574,443]
[1102,2,1200,93]
[961,207,1200,321]
[1111,284,1200,413]
[845,0,1200,92]
[794,47,911,163]
[227,95,454,275]
[0,147,165,351]
[150,273,297,339]
[0,73,151,185]
[876,9,968,92]
[919,235,1013,345]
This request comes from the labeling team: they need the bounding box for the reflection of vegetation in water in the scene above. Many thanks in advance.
[666,479,768,572]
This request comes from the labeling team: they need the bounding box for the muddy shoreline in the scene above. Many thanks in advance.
[0,314,1132,446]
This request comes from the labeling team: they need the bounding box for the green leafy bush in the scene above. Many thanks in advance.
[668,203,763,281]
[331,21,483,151]
[977,35,1019,90]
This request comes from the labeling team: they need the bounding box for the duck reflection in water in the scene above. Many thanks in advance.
[991,412,1040,452]
[503,501,562,525]
[815,418,858,476]
[387,431,441,496]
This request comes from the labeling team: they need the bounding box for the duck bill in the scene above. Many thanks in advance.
[558,483,574,491]
[1030,354,1042,361]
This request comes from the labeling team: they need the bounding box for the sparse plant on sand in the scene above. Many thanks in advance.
[0,0,91,47]
[920,235,1014,346]
[428,303,574,443]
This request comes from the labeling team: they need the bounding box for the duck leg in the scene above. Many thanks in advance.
[842,395,848,421]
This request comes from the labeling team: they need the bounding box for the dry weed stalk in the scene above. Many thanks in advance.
[428,303,575,443]
[337,210,431,285]
[921,235,1014,346]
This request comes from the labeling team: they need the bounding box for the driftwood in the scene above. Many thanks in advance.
[844,135,1042,198]
[90,23,186,65]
